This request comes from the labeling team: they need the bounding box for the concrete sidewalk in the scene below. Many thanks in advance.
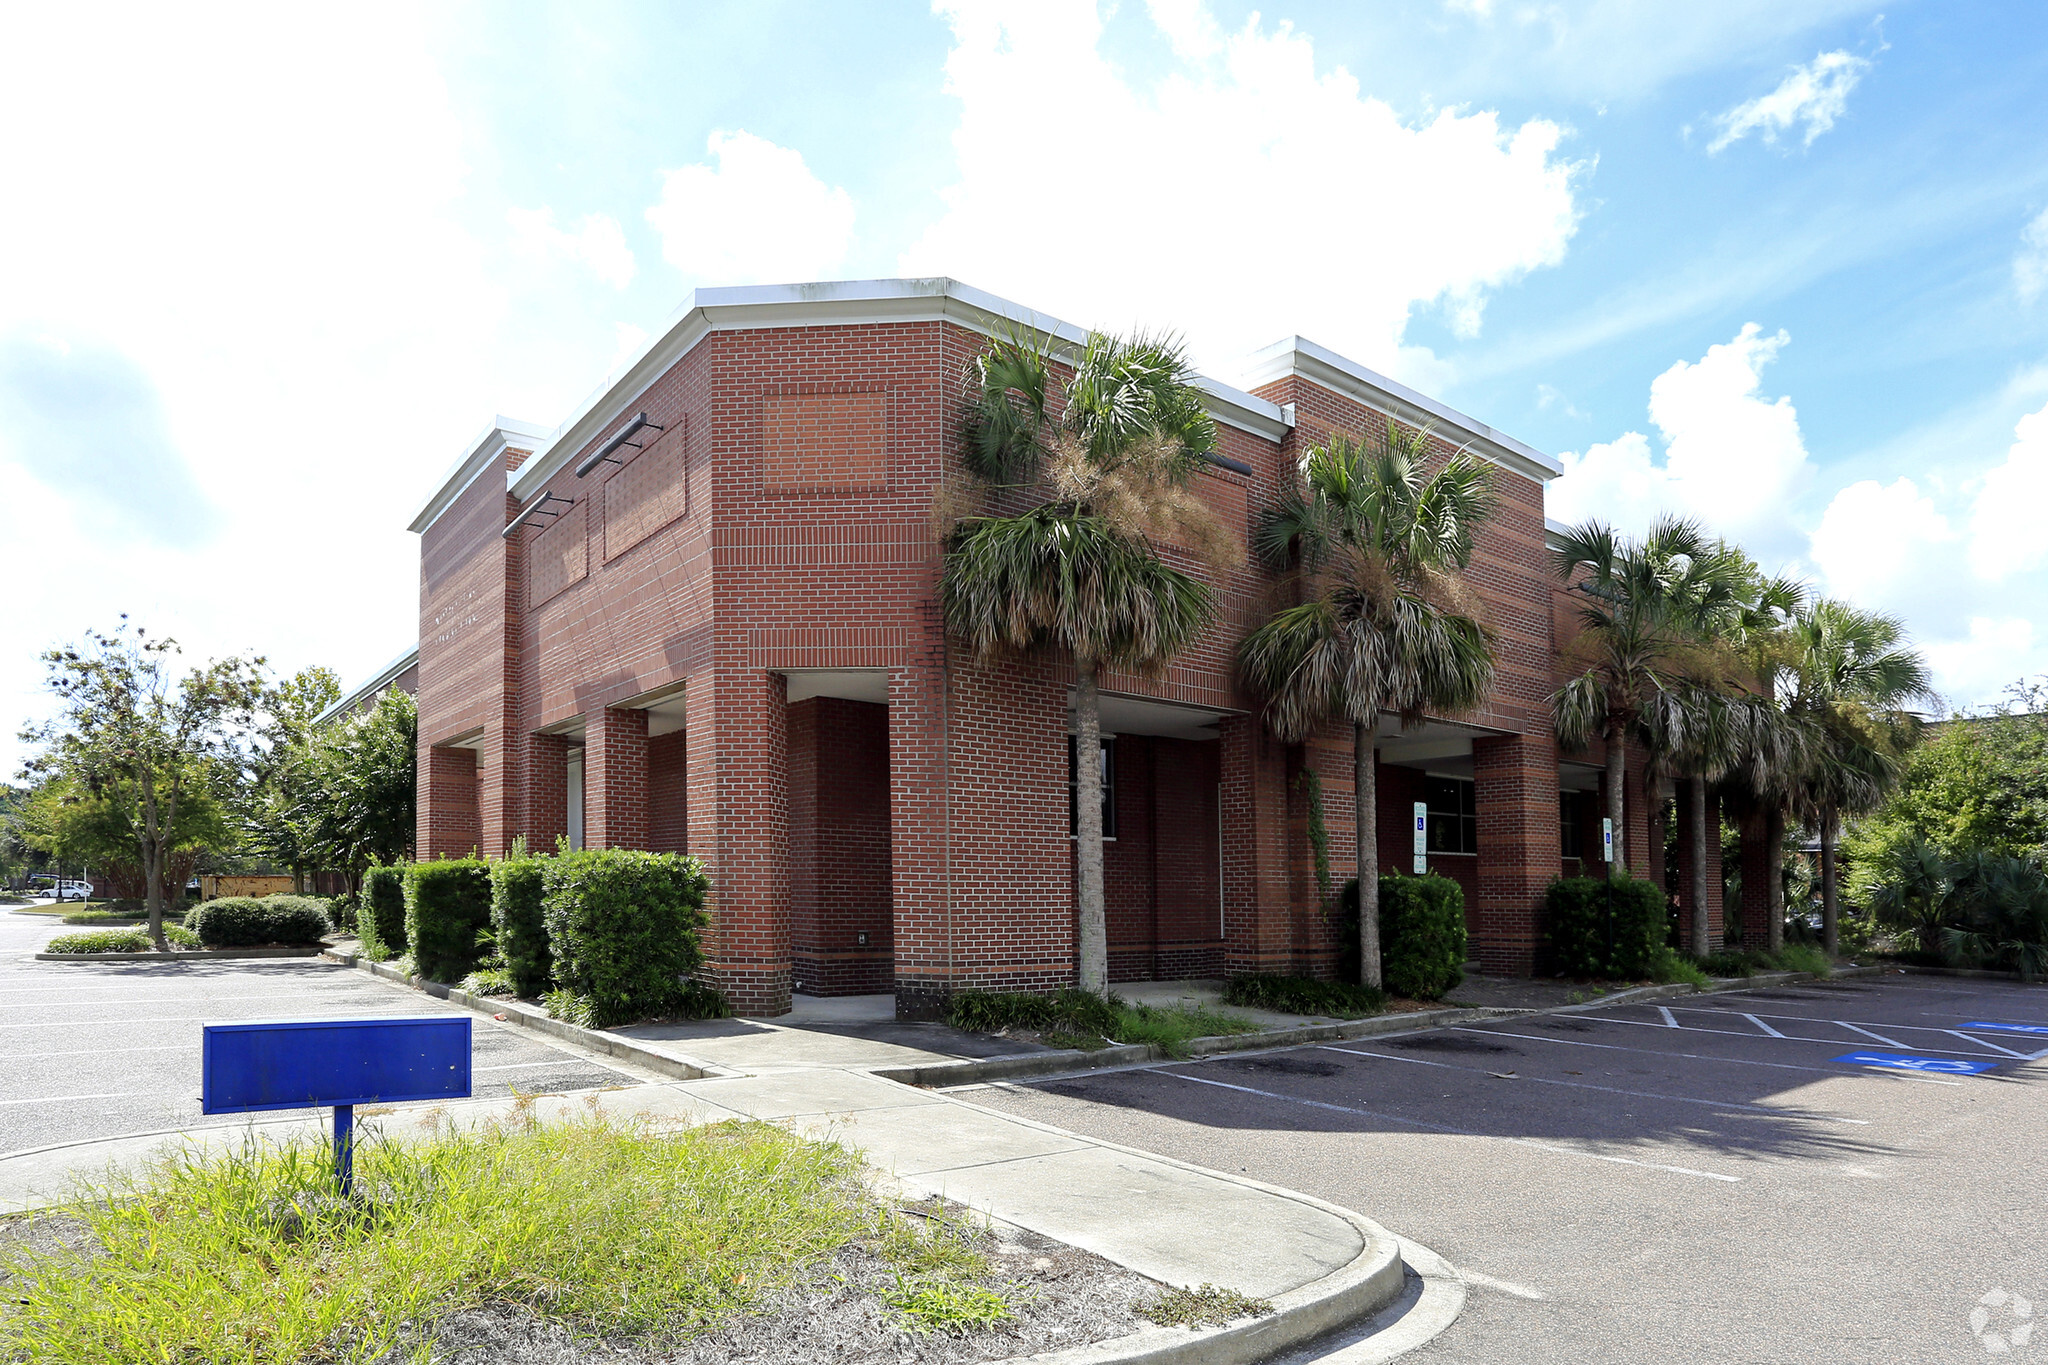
[0,1068,1409,1363]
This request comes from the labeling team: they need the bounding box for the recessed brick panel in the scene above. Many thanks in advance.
[603,417,688,563]
[528,500,587,607]
[762,391,887,491]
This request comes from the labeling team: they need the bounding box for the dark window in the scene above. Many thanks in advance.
[1067,735,1117,840]
[1559,798,1582,860]
[1424,776,1477,854]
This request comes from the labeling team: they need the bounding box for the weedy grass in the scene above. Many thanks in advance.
[458,966,517,997]
[1136,1283,1274,1328]
[873,1203,1016,1335]
[882,1278,1017,1335]
[946,989,1259,1058]
[0,1116,873,1365]
[1221,973,1388,1019]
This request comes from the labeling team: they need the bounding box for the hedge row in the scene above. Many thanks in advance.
[1337,873,1469,1001]
[375,848,719,1029]
[187,895,332,948]
[1543,875,1666,979]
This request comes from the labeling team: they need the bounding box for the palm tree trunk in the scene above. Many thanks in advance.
[1073,662,1108,995]
[1820,804,1840,958]
[1687,774,1710,959]
[1603,721,1627,878]
[1765,807,1786,954]
[1355,719,1381,989]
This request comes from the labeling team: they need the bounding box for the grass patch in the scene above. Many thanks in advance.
[542,980,732,1029]
[1222,973,1388,1019]
[882,1278,1016,1335]
[1690,946,1835,980]
[60,905,188,925]
[1771,943,1833,977]
[459,966,517,997]
[1,1116,875,1363]
[946,989,1259,1059]
[1136,1283,1275,1328]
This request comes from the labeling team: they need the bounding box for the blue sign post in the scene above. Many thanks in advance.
[202,1016,473,1196]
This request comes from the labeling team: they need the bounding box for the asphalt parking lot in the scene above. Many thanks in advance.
[0,908,637,1156]
[963,973,2048,1365]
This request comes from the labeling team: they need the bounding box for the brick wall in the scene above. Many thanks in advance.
[788,697,893,994]
[647,730,689,854]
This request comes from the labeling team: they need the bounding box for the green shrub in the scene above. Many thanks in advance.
[1696,950,1758,978]
[404,860,493,984]
[943,988,1255,1057]
[460,966,516,997]
[46,929,153,954]
[1222,973,1387,1018]
[187,896,331,948]
[1377,874,1467,1000]
[540,849,710,1028]
[326,893,358,933]
[490,851,553,996]
[165,924,200,949]
[358,864,407,960]
[1650,947,1712,988]
[1772,943,1832,977]
[1545,876,1668,979]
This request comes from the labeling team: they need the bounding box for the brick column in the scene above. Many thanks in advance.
[890,635,951,1019]
[709,670,790,1016]
[1220,714,1294,979]
[1673,783,1724,953]
[1737,811,1773,950]
[584,706,649,850]
[420,745,480,860]
[525,732,570,853]
[1473,732,1560,977]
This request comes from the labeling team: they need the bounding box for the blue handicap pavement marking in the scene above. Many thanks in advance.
[1833,1050,2000,1075]
[1964,1021,2048,1036]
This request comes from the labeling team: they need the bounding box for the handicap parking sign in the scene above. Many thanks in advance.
[1964,1021,2048,1036]
[1832,1050,1999,1075]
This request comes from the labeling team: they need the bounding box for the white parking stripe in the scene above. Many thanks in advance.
[1455,1027,1965,1086]
[1948,1030,2033,1059]
[0,990,395,1010]
[0,1008,430,1030]
[0,1044,190,1061]
[1657,1006,1678,1027]
[0,1091,141,1106]
[1577,1013,2005,1059]
[1742,1013,1788,1038]
[1158,1069,1741,1182]
[1839,1022,1904,1048]
[1319,1045,1870,1124]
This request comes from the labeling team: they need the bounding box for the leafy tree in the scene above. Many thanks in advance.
[1846,677,2048,877]
[237,666,343,890]
[19,620,263,949]
[939,329,1235,995]
[292,686,417,894]
[20,775,229,898]
[1239,426,1494,988]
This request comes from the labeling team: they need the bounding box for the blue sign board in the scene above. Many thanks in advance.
[1964,1021,2048,1036]
[202,1016,472,1195]
[1832,1050,1998,1075]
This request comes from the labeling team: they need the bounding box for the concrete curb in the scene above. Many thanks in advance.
[33,946,324,963]
[872,1007,1519,1090]
[1898,964,2036,983]
[323,949,719,1082]
[923,1088,1411,1365]
[1547,962,1889,1012]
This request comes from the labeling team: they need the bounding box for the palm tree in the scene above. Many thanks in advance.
[1550,518,1752,879]
[1238,425,1495,988]
[939,329,1236,996]
[1865,832,1956,955]
[1780,600,1932,955]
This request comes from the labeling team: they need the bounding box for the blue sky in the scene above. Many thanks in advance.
[4,1,2046,773]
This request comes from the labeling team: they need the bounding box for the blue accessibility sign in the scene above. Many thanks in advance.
[1832,1051,1999,1075]
[1964,1021,2048,1036]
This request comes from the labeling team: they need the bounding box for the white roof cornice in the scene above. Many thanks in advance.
[500,278,1294,504]
[314,643,420,727]
[1237,336,1561,484]
[407,416,553,534]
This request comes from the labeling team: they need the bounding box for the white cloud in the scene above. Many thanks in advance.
[901,1,1581,382]
[1923,619,2048,711]
[1709,49,1870,153]
[2016,208,2048,304]
[1548,323,1813,558]
[1808,476,1955,616]
[508,207,637,290]
[645,130,856,286]
[1967,402,2048,580]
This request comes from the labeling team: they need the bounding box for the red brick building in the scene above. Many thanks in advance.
[387,278,1715,1017]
